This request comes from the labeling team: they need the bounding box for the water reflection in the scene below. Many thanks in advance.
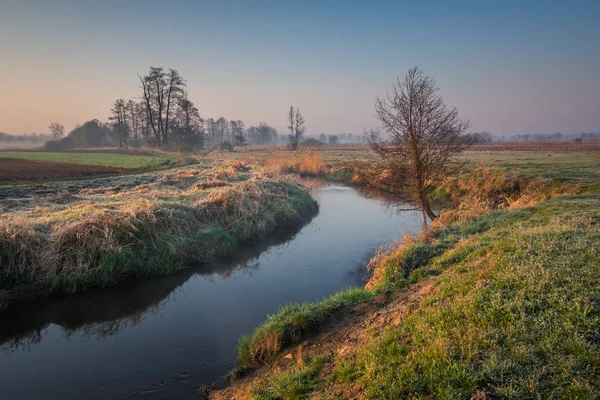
[0,183,425,400]
[0,225,308,354]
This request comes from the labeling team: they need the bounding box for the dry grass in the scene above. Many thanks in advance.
[0,162,318,299]
[364,168,579,292]
[339,195,600,399]
[206,145,600,399]
[439,167,579,208]
[218,169,599,399]
[233,288,373,376]
[257,151,326,177]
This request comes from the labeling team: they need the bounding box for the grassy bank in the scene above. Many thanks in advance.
[213,150,600,399]
[227,168,541,371]
[220,196,600,399]
[233,288,374,377]
[229,194,599,399]
[0,162,318,301]
[340,194,600,399]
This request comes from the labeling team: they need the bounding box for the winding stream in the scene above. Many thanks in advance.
[0,183,425,400]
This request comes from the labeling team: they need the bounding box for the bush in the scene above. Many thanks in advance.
[301,138,324,147]
[218,141,233,151]
[44,137,75,150]
[67,120,109,148]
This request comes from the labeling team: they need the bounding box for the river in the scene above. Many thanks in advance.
[0,183,425,400]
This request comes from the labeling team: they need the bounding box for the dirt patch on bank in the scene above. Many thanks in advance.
[0,158,128,183]
[210,279,438,400]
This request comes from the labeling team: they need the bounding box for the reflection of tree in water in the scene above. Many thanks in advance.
[353,184,416,211]
[0,327,46,355]
[0,212,315,353]
[0,271,191,353]
[61,300,168,340]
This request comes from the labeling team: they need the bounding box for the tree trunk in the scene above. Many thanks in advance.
[419,190,437,220]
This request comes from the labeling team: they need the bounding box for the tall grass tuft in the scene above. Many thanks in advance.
[261,151,326,177]
[233,288,373,374]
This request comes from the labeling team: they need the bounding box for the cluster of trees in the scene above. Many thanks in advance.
[247,123,280,145]
[44,120,112,150]
[42,66,292,151]
[464,131,493,144]
[106,66,286,150]
[510,132,600,142]
[42,115,290,151]
[32,66,318,151]
[48,123,65,139]
[317,132,367,144]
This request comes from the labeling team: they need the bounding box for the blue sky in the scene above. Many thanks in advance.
[1,0,599,135]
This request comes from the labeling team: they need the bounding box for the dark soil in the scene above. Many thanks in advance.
[0,158,128,183]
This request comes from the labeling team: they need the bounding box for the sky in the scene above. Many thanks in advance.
[1,0,599,136]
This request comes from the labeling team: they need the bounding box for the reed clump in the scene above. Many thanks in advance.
[261,151,326,177]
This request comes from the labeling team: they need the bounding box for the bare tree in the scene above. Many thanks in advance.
[139,67,165,146]
[205,118,217,145]
[174,92,204,147]
[139,66,186,146]
[48,123,65,139]
[110,99,129,148]
[134,100,149,140]
[230,120,246,147]
[125,100,140,144]
[247,123,277,145]
[287,106,306,150]
[258,122,272,144]
[177,93,200,137]
[366,67,471,220]
[164,69,186,145]
[215,117,229,144]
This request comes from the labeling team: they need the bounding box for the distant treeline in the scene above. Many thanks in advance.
[42,66,291,151]
[44,120,112,150]
[465,131,493,144]
[305,133,367,145]
[455,131,599,143]
[100,66,295,150]
[43,118,367,151]
[509,132,600,142]
[44,119,289,151]
[0,132,52,143]
[43,66,376,151]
